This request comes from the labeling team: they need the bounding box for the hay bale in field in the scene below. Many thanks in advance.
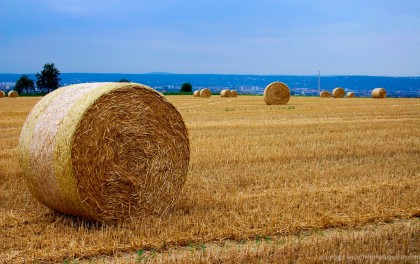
[200,88,211,98]
[319,91,330,97]
[8,91,18,98]
[193,90,200,97]
[19,82,190,222]
[332,87,345,98]
[220,89,231,97]
[372,88,386,98]
[263,82,290,105]
[0,90,5,98]
[346,92,355,98]
[230,90,238,97]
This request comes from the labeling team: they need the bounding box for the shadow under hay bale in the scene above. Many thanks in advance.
[263,82,290,105]
[19,82,190,222]
[372,88,387,98]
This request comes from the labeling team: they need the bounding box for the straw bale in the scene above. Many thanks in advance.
[0,90,4,98]
[372,88,386,98]
[319,91,330,97]
[200,88,211,98]
[263,82,290,105]
[193,90,200,97]
[220,89,231,97]
[332,87,345,98]
[8,91,18,98]
[19,82,190,222]
[346,92,355,98]
[230,90,238,97]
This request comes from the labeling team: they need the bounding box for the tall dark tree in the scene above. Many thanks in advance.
[36,63,61,93]
[15,75,35,95]
[180,82,192,93]
[117,78,131,82]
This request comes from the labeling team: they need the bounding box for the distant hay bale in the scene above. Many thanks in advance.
[193,90,200,97]
[372,88,387,98]
[220,89,231,97]
[19,82,190,222]
[230,90,238,97]
[263,82,290,105]
[319,91,330,97]
[0,90,4,98]
[346,92,355,98]
[332,87,345,98]
[8,91,18,98]
[200,88,211,98]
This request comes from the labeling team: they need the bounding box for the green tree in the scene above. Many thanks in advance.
[180,82,192,93]
[36,63,61,93]
[15,75,35,95]
[117,78,131,82]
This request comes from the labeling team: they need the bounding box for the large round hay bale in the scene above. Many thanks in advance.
[263,82,290,105]
[346,92,355,98]
[19,82,190,222]
[220,89,231,97]
[193,90,200,97]
[372,88,386,98]
[0,90,5,98]
[8,91,18,98]
[319,91,330,97]
[230,90,238,97]
[332,87,345,98]
[200,88,211,98]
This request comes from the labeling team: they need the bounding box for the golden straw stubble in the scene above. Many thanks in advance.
[19,82,190,222]
[263,82,290,105]
[372,88,387,98]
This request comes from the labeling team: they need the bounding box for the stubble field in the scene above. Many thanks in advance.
[0,95,419,263]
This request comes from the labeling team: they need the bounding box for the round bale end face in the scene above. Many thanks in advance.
[319,91,330,98]
[19,82,190,222]
[8,91,18,98]
[372,88,387,98]
[346,92,355,98]
[193,90,200,97]
[0,90,5,98]
[332,87,345,98]
[220,89,231,97]
[263,82,290,105]
[230,90,238,97]
[200,88,212,98]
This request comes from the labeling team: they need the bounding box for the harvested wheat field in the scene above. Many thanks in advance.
[1,95,419,263]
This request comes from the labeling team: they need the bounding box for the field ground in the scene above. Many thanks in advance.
[0,95,419,263]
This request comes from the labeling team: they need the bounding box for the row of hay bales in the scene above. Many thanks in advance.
[0,90,18,98]
[193,88,239,98]
[320,88,386,98]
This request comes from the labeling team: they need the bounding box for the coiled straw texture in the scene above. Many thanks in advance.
[19,82,190,222]
[332,87,345,98]
[263,82,290,105]
[372,88,386,98]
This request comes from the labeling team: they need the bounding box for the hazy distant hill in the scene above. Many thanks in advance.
[0,73,419,97]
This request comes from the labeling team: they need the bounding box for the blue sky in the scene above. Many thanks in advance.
[1,0,419,75]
